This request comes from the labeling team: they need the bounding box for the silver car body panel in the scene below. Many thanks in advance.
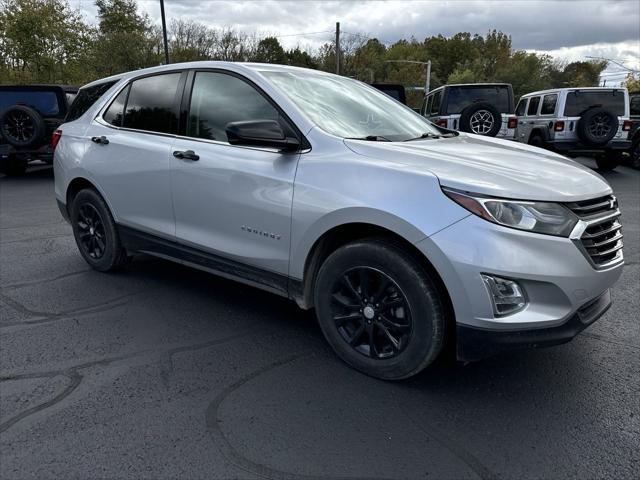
[54,61,623,337]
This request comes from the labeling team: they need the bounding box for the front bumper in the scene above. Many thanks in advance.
[457,289,611,361]
[415,214,623,360]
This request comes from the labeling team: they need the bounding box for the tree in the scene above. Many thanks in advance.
[286,47,318,68]
[254,36,286,64]
[0,0,93,83]
[624,74,640,92]
[169,19,216,62]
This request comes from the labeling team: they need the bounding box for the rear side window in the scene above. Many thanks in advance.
[123,73,181,134]
[0,90,60,116]
[446,86,511,114]
[66,82,116,122]
[540,94,557,115]
[527,96,540,116]
[631,94,640,116]
[430,91,441,115]
[564,90,625,116]
[103,86,129,127]
[515,98,527,116]
[187,72,282,142]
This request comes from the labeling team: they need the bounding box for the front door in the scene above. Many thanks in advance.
[170,71,300,276]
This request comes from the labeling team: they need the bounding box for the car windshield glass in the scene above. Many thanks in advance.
[0,90,59,116]
[262,71,438,141]
[446,86,511,114]
[564,90,625,116]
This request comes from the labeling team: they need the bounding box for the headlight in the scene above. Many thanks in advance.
[443,188,578,237]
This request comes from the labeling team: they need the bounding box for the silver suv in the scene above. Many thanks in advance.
[54,62,623,380]
[514,87,632,170]
[421,83,518,139]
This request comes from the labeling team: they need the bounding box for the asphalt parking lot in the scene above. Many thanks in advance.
[0,159,638,480]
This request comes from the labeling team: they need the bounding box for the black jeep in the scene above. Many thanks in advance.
[0,85,77,176]
[627,91,640,169]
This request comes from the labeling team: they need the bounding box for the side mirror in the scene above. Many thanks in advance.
[225,120,300,152]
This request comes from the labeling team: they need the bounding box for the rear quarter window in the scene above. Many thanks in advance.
[515,98,527,116]
[66,81,117,122]
[564,90,625,117]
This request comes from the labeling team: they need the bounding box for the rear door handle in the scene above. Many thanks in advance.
[91,136,109,145]
[173,150,199,161]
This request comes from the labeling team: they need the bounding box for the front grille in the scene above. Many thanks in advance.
[566,195,623,267]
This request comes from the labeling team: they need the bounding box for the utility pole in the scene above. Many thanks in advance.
[335,22,340,75]
[160,0,170,65]
[425,60,431,93]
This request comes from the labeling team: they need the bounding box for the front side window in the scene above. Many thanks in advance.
[515,98,527,116]
[540,94,558,115]
[123,73,181,134]
[263,70,439,141]
[564,90,625,116]
[187,72,280,142]
[527,96,541,116]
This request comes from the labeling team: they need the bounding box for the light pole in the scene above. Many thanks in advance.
[384,59,432,93]
[159,0,170,64]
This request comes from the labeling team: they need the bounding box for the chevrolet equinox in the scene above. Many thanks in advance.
[54,62,624,379]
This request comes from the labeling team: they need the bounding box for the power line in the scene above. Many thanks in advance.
[272,30,334,39]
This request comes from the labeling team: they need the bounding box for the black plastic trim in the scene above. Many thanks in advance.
[117,224,290,297]
[57,199,70,223]
[456,289,611,362]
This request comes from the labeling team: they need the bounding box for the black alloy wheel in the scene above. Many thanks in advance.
[4,109,34,143]
[330,266,412,359]
[0,105,45,148]
[76,203,107,259]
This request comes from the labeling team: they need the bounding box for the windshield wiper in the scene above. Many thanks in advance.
[346,135,392,142]
[404,132,457,142]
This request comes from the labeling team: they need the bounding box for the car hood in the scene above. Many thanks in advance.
[344,133,612,202]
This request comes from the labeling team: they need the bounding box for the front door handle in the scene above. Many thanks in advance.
[173,150,199,161]
[91,136,109,145]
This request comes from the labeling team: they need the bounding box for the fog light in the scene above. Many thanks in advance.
[481,274,527,316]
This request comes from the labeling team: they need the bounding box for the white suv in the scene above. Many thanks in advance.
[54,62,623,380]
[514,87,632,170]
[421,83,518,139]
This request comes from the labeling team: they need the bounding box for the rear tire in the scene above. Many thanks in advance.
[0,154,27,176]
[459,102,502,137]
[630,139,640,169]
[528,134,545,149]
[595,152,620,171]
[70,188,129,272]
[314,239,446,380]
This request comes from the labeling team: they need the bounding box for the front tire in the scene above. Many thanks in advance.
[70,189,128,272]
[595,152,620,171]
[314,239,446,380]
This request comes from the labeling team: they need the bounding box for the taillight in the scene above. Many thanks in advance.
[51,129,62,151]
[507,117,517,129]
[623,120,632,131]
[436,119,448,128]
[554,121,565,132]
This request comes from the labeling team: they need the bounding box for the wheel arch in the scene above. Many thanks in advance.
[65,176,116,221]
[292,222,455,333]
[528,127,549,143]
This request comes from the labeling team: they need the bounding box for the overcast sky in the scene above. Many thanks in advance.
[76,0,640,85]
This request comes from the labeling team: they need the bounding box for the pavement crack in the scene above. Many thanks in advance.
[1,269,91,291]
[0,370,82,434]
[0,233,71,245]
[395,397,497,480]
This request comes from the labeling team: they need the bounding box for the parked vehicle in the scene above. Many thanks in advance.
[626,91,640,169]
[54,63,623,380]
[421,83,518,139]
[0,84,77,175]
[371,83,407,105]
[514,87,632,171]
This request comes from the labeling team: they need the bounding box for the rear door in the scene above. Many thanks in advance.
[170,70,300,276]
[84,71,185,238]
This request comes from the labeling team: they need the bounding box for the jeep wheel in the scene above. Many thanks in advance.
[0,105,45,148]
[630,139,640,169]
[314,239,446,380]
[459,102,502,137]
[71,189,129,272]
[528,134,545,149]
[595,153,620,171]
[0,154,27,176]
[576,108,617,147]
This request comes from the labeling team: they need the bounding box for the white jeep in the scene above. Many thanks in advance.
[514,87,632,170]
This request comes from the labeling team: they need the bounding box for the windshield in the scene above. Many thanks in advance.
[0,90,60,116]
[262,70,439,141]
[564,90,625,116]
